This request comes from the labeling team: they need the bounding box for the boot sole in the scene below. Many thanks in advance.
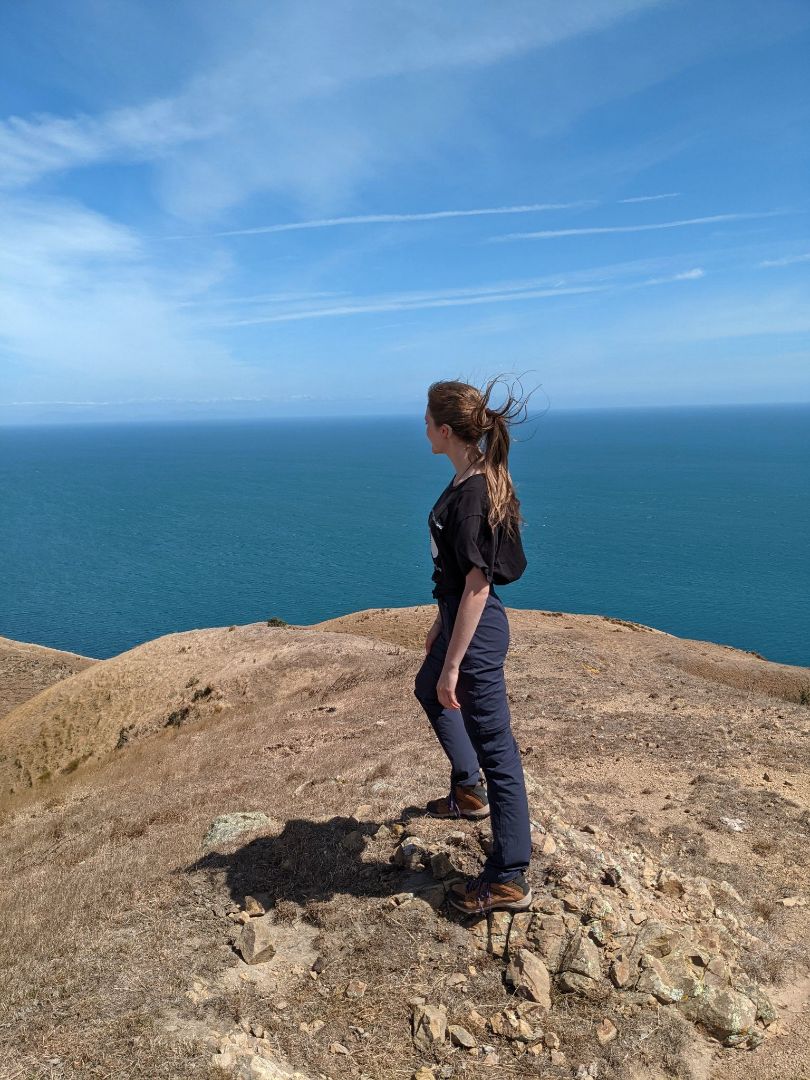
[427,804,490,820]
[449,888,533,914]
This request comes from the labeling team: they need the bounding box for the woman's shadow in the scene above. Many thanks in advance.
[183,806,460,914]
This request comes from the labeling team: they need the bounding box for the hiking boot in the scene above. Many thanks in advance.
[448,871,532,914]
[426,782,489,820]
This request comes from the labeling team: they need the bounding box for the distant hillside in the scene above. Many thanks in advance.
[0,635,96,722]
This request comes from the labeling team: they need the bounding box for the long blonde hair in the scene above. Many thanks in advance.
[427,373,533,541]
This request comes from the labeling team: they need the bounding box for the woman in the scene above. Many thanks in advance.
[414,375,533,915]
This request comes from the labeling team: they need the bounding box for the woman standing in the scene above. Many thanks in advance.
[414,376,533,915]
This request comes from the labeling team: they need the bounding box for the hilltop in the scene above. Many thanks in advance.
[0,606,807,1080]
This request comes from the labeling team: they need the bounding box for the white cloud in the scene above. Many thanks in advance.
[212,257,709,326]
[167,202,593,239]
[759,252,810,268]
[0,196,235,396]
[0,0,667,217]
[494,212,781,241]
[619,192,681,203]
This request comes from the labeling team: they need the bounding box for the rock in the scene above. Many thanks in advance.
[203,812,272,849]
[393,837,425,870]
[237,916,276,965]
[575,1066,599,1080]
[416,883,447,910]
[610,954,633,988]
[449,1025,476,1048]
[715,880,744,906]
[430,851,455,879]
[412,1004,447,1051]
[736,981,778,1026]
[549,1049,566,1066]
[244,1056,310,1080]
[243,895,266,917]
[720,816,745,832]
[504,949,552,1008]
[556,971,603,998]
[533,832,557,855]
[596,1018,617,1045]
[526,914,567,972]
[561,891,583,914]
[467,916,490,951]
[703,955,731,988]
[447,972,468,986]
[488,911,512,958]
[562,933,601,981]
[489,1009,537,1042]
[544,1032,560,1049]
[779,895,807,908]
[466,1009,487,1031]
[413,1069,436,1080]
[341,830,365,854]
[507,912,533,957]
[345,979,367,998]
[636,954,683,1004]
[697,986,757,1039]
[656,869,685,898]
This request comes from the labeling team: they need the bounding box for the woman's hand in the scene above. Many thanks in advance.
[425,616,442,656]
[437,662,461,711]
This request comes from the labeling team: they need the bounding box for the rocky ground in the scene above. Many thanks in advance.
[0,606,807,1080]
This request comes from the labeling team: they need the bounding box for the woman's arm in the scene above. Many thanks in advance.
[436,567,490,709]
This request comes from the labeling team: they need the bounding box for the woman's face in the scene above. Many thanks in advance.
[425,406,446,454]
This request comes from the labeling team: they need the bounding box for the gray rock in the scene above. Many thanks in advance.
[430,851,455,879]
[636,954,684,1004]
[237,916,276,965]
[562,932,601,981]
[204,812,272,849]
[696,986,757,1039]
[448,1025,476,1049]
[488,911,512,959]
[341,830,365,854]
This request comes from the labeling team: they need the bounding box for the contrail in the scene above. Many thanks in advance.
[494,212,780,242]
[164,202,594,240]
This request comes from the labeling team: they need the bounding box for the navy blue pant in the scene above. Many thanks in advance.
[413,588,532,884]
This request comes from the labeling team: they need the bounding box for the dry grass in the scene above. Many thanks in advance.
[0,607,808,1079]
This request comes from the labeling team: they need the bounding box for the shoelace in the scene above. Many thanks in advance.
[464,871,492,912]
[447,791,460,817]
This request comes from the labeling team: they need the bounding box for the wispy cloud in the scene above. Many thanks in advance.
[494,212,781,241]
[759,252,810,268]
[165,202,593,239]
[641,267,705,286]
[224,284,607,325]
[619,192,681,203]
[0,1,666,215]
[216,258,707,327]
[163,194,698,241]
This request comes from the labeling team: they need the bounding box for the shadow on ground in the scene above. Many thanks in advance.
[182,808,474,917]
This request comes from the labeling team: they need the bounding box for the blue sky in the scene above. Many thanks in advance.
[0,0,808,424]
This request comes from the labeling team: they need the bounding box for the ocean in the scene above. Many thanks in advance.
[1,404,808,666]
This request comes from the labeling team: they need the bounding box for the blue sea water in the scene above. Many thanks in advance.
[1,404,808,666]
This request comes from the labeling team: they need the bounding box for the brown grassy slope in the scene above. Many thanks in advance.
[0,622,405,798]
[0,609,807,1080]
[0,635,96,722]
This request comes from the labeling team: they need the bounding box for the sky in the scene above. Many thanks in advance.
[0,0,808,424]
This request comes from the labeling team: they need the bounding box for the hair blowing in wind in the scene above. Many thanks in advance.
[426,373,538,541]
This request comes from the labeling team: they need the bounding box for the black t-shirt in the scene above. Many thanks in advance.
[428,473,527,598]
